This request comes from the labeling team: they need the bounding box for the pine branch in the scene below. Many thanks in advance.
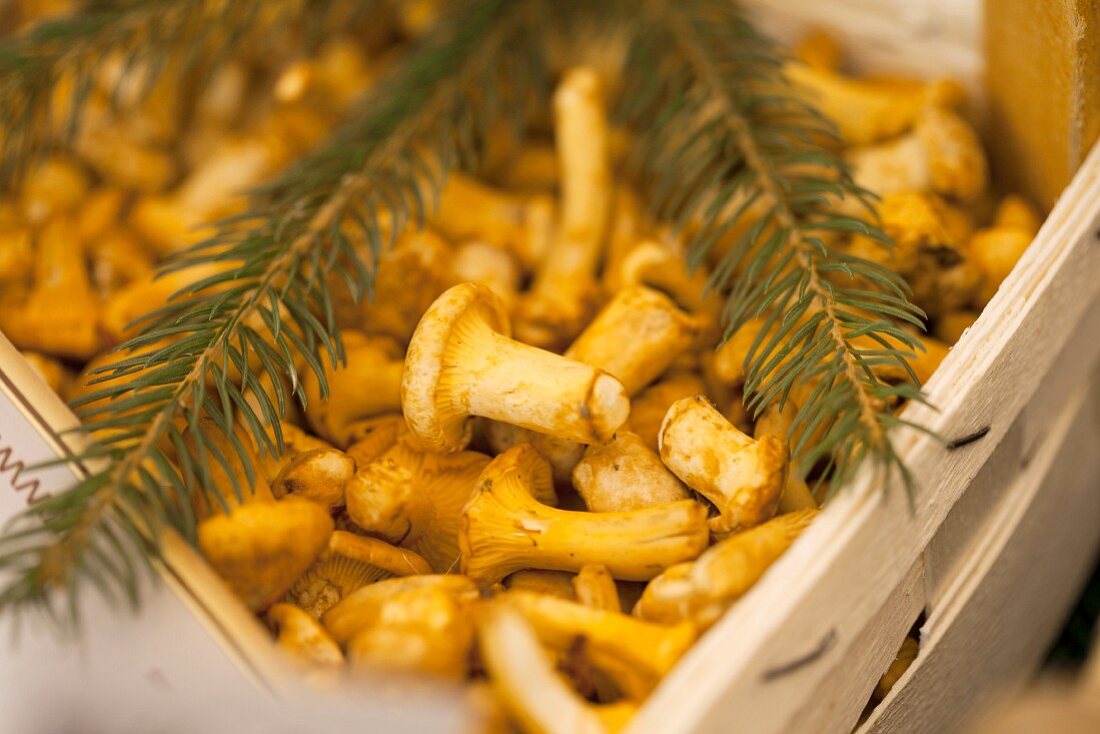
[618,0,929,493]
[0,0,373,183]
[0,0,550,625]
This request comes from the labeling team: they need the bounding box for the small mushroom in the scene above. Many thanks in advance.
[252,421,336,482]
[505,590,696,696]
[272,448,356,510]
[608,239,722,330]
[99,262,230,344]
[0,226,32,286]
[0,217,101,359]
[515,67,613,348]
[993,194,1041,236]
[402,283,630,452]
[564,286,699,396]
[634,509,817,627]
[659,396,788,535]
[477,603,638,734]
[198,497,333,612]
[459,446,708,585]
[505,570,578,601]
[485,421,586,487]
[345,438,492,571]
[344,414,408,464]
[20,351,73,397]
[268,603,344,667]
[573,564,621,613]
[322,574,479,644]
[785,61,964,145]
[432,172,529,255]
[285,531,430,619]
[302,331,405,446]
[20,156,90,225]
[360,228,453,344]
[847,107,988,202]
[86,228,154,297]
[450,240,522,308]
[969,223,1034,306]
[572,432,690,512]
[626,371,707,452]
[345,584,476,680]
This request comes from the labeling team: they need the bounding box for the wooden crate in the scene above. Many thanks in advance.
[2,1,1099,732]
[629,2,1100,732]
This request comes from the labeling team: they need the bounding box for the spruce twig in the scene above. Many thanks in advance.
[0,0,548,626]
[618,0,929,493]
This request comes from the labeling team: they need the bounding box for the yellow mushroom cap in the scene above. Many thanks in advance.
[271,448,355,510]
[344,414,408,462]
[346,438,492,572]
[322,573,479,645]
[286,531,431,619]
[627,372,707,452]
[573,564,621,613]
[268,602,344,668]
[402,283,629,452]
[198,497,333,612]
[572,431,690,513]
[635,509,817,627]
[345,585,475,680]
[659,396,788,534]
[302,331,405,446]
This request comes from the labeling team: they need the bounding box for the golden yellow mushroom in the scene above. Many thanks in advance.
[402,283,629,452]
[271,448,356,510]
[935,310,980,345]
[573,564,621,613]
[0,226,33,285]
[627,371,707,452]
[450,240,522,308]
[485,421,585,487]
[432,171,530,255]
[344,414,408,464]
[345,584,475,680]
[874,636,920,701]
[659,396,788,534]
[994,194,1041,236]
[564,286,699,396]
[198,497,333,612]
[504,590,696,696]
[322,573,479,644]
[969,225,1034,305]
[785,62,963,145]
[635,509,817,627]
[19,156,89,224]
[75,187,125,243]
[608,239,722,330]
[572,432,690,512]
[505,570,577,601]
[286,531,430,619]
[183,418,275,516]
[515,67,613,348]
[360,228,453,345]
[20,351,73,397]
[268,603,344,667]
[345,438,492,571]
[477,603,638,734]
[0,217,101,360]
[459,446,708,585]
[254,421,337,483]
[847,107,988,202]
[302,330,405,446]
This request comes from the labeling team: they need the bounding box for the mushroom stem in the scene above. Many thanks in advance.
[460,446,708,585]
[457,319,628,444]
[506,590,696,693]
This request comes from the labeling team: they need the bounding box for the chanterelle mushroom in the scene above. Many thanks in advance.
[302,331,405,446]
[345,437,493,572]
[459,446,708,585]
[659,395,789,535]
[477,603,638,734]
[268,603,344,668]
[198,497,333,612]
[285,531,430,619]
[271,448,356,510]
[572,432,690,512]
[504,590,696,696]
[564,286,699,396]
[322,574,479,645]
[401,283,630,452]
[635,509,817,627]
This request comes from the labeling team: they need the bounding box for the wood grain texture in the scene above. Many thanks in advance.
[986,0,1100,209]
[860,369,1100,733]
[629,139,1100,734]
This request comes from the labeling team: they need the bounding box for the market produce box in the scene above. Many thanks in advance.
[1,1,1098,733]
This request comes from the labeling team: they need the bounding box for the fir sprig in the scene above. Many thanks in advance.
[0,0,381,183]
[0,0,549,625]
[617,0,928,493]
